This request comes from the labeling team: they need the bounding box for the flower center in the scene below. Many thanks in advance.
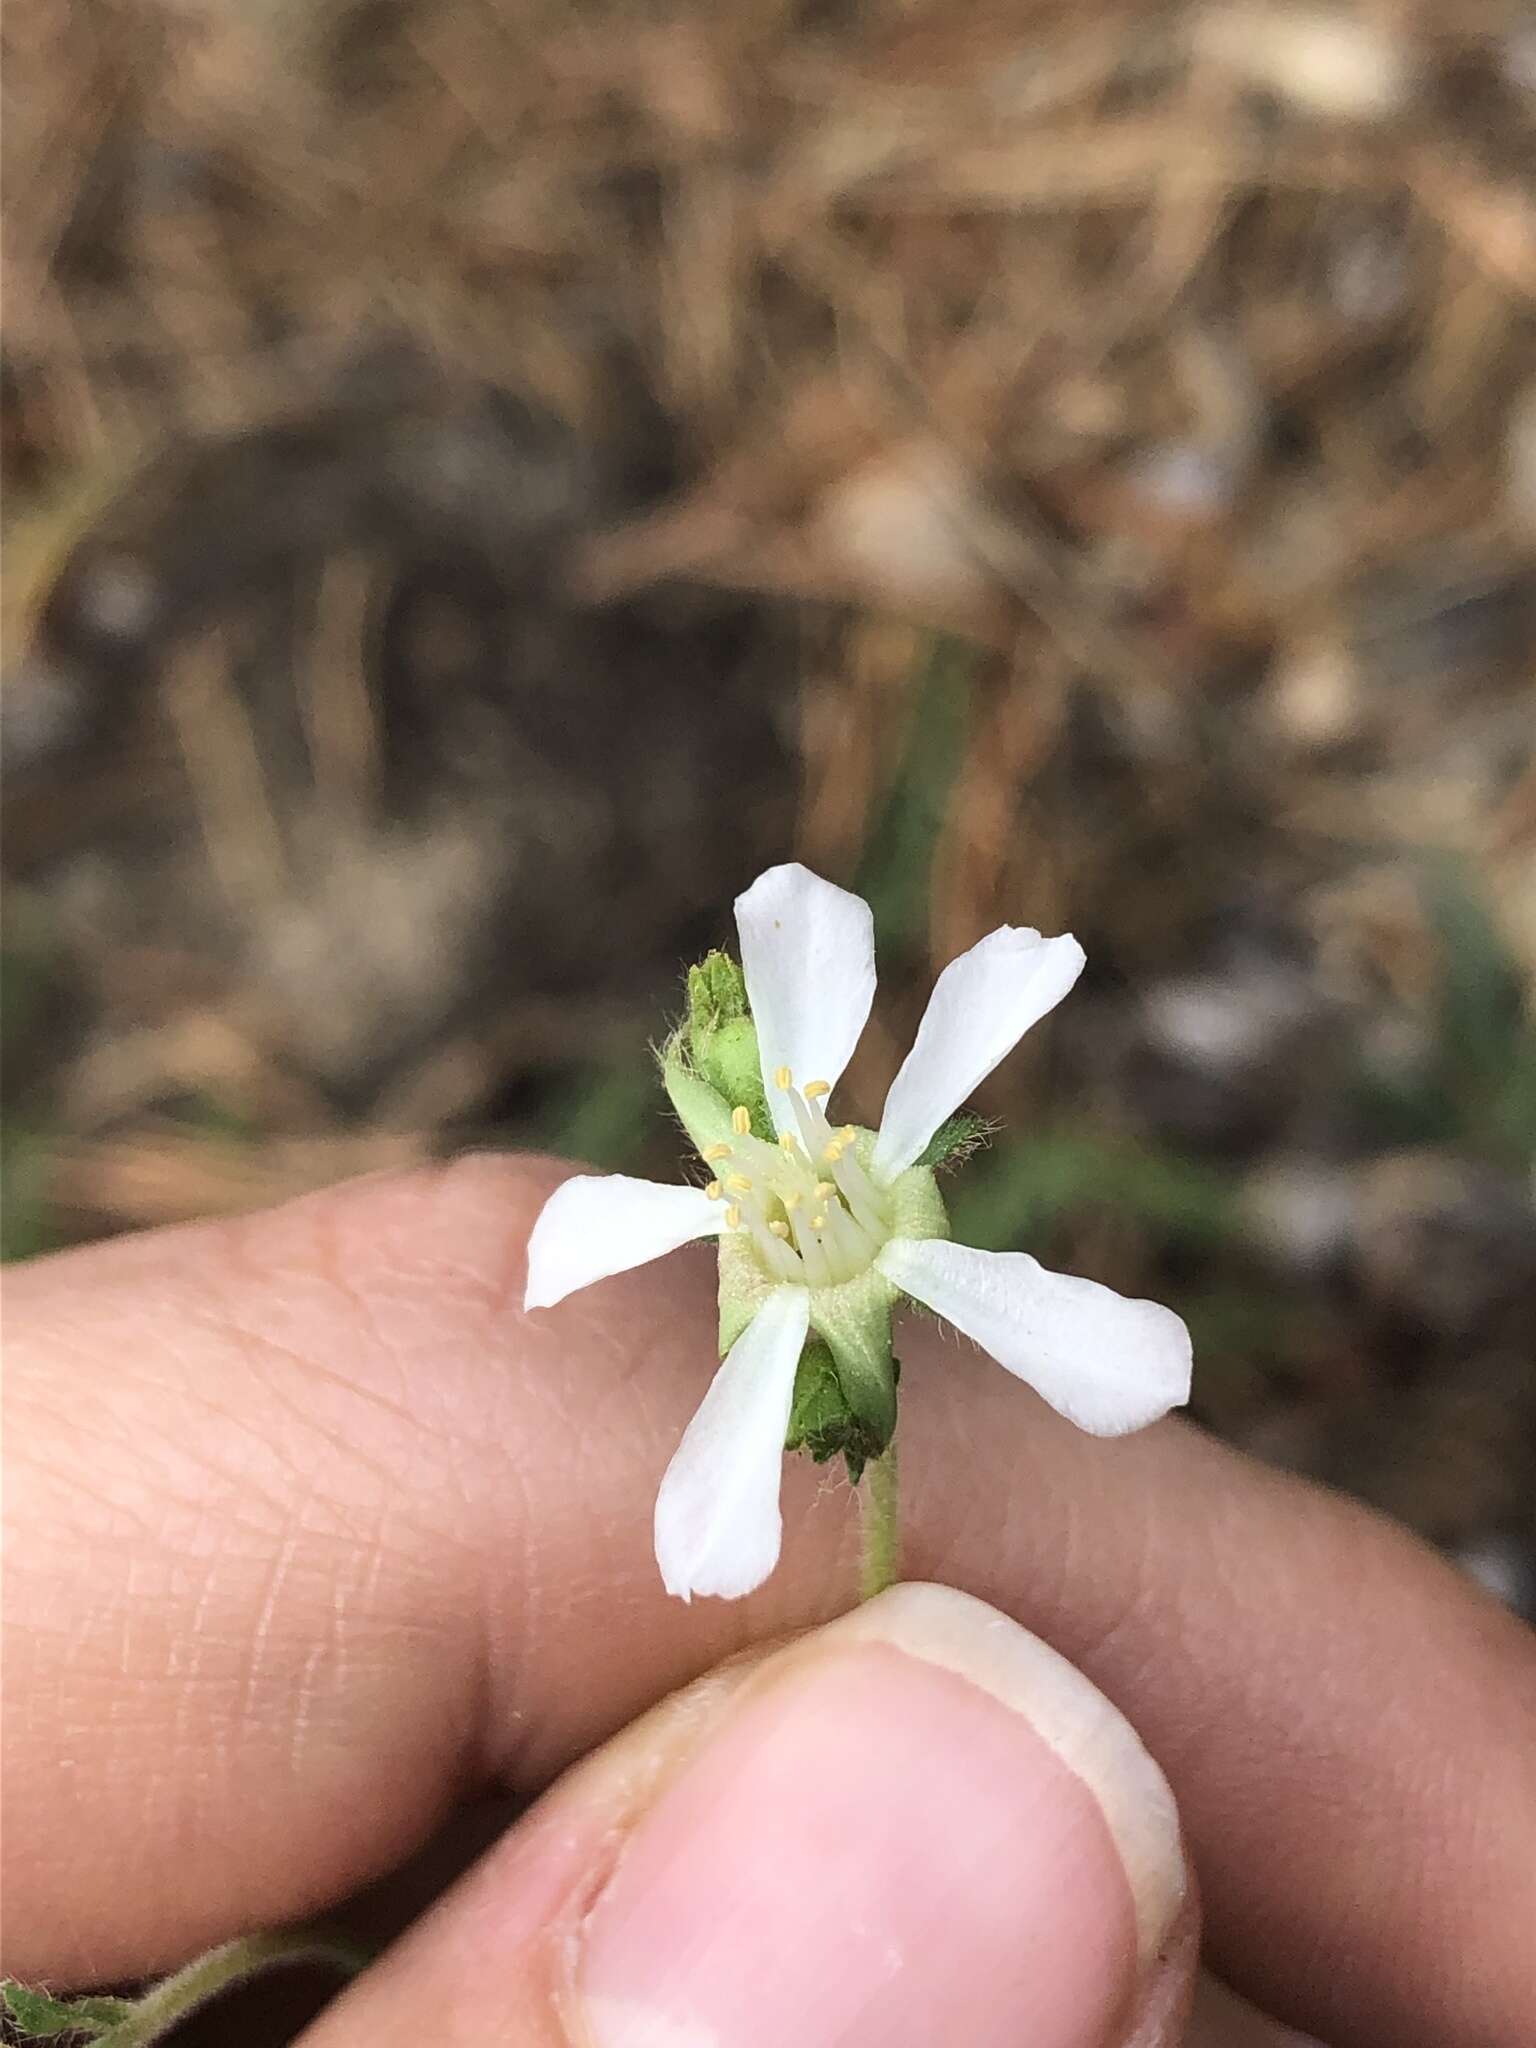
[701,1070,891,1289]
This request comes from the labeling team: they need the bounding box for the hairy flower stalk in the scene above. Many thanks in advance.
[524,863,1193,1603]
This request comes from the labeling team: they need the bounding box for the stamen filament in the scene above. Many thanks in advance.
[795,1218,834,1287]
[726,1074,894,1289]
[748,1213,803,1281]
[820,1199,878,1277]
[788,1089,831,1161]
[825,1147,890,1241]
[833,1180,888,1243]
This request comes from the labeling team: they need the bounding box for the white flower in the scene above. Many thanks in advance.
[524,864,1192,1602]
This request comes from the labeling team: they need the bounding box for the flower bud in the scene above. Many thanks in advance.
[682,949,769,1134]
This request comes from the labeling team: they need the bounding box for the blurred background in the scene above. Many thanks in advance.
[4,0,1534,1612]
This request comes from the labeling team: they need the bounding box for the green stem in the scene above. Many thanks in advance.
[860,1444,900,1601]
[104,1931,368,2047]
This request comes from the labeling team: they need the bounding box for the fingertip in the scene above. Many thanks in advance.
[302,1586,1193,2048]
[832,1583,1188,1965]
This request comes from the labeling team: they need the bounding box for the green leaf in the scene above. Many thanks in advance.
[1,1983,134,2040]
[547,1061,655,1172]
[1494,1031,1536,1159]
[947,1125,1242,1254]
[856,638,975,951]
[915,1111,991,1173]
[0,1125,58,1263]
[1423,857,1525,1093]
[1346,857,1536,1169]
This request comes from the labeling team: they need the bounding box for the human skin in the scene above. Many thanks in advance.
[4,1154,1533,2044]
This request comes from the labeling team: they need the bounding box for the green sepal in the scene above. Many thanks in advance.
[716,1129,954,1486]
[683,950,770,1135]
[916,1111,992,1172]
[785,1339,854,1461]
[0,1984,134,2039]
[704,1018,771,1136]
[660,1036,737,1155]
[884,1154,953,1245]
[717,1228,776,1354]
[810,1265,899,1455]
[785,1337,900,1485]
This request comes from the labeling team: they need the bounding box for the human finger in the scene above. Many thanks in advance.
[297,1585,1196,2048]
[5,1156,1532,2046]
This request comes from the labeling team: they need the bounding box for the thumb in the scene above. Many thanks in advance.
[298,1583,1196,2047]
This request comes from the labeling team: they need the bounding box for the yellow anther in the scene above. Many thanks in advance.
[778,1131,800,1153]
[822,1142,846,1164]
[773,1065,793,1090]
[782,1190,802,1211]
[768,1220,791,1239]
[814,1181,836,1200]
[725,1204,742,1229]
[804,1079,830,1099]
[840,1126,856,1144]
[702,1142,732,1162]
[705,1180,722,1200]
[810,1213,827,1231]
[731,1106,752,1136]
[725,1173,752,1194]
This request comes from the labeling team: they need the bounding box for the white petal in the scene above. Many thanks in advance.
[878,1237,1191,1435]
[735,863,876,1137]
[523,1175,725,1311]
[871,927,1086,1181]
[654,1285,810,1601]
